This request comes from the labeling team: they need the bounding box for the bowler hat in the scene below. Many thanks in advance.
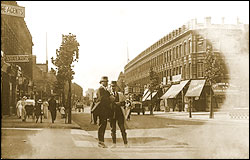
[110,81,117,87]
[99,76,109,83]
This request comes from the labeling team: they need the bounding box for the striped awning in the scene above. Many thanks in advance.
[161,80,189,99]
[142,90,151,102]
[185,80,206,97]
[146,91,157,100]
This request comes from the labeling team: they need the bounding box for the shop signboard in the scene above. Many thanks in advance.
[1,4,25,18]
[5,55,30,63]
[172,74,181,82]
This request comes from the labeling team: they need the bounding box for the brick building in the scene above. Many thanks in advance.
[1,1,33,115]
[124,17,248,111]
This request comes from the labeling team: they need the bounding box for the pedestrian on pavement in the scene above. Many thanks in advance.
[125,99,132,121]
[16,97,23,119]
[48,95,57,123]
[34,99,43,123]
[90,97,98,125]
[60,106,66,119]
[19,96,27,122]
[109,81,129,148]
[91,76,112,148]
[42,98,49,119]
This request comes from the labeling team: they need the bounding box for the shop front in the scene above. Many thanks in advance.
[161,80,189,112]
[185,79,206,112]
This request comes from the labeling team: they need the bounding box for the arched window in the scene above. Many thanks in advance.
[189,40,192,53]
[184,42,187,55]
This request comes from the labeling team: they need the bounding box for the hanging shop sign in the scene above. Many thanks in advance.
[1,4,25,18]
[5,55,30,63]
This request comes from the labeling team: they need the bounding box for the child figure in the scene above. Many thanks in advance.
[60,106,66,119]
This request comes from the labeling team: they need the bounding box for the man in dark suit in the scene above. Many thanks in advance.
[109,81,129,148]
[94,76,112,148]
[48,95,57,123]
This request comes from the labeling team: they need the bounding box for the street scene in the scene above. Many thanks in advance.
[1,1,249,159]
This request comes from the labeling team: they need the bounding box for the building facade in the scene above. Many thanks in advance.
[124,17,248,111]
[1,1,34,115]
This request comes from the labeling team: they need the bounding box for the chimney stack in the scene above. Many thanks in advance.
[205,17,211,27]
[221,17,225,25]
[237,17,240,25]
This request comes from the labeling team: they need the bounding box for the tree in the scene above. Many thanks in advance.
[149,67,159,115]
[51,33,80,124]
[204,45,225,118]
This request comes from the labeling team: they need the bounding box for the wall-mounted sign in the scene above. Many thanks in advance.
[1,4,25,18]
[172,74,181,82]
[162,77,166,85]
[5,55,30,63]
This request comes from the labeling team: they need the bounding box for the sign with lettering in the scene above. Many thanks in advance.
[5,55,30,63]
[1,4,25,18]
[172,74,181,82]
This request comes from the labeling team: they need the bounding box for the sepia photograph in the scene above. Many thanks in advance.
[1,1,249,159]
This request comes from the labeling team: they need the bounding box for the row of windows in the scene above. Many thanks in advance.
[126,62,204,84]
[126,38,193,73]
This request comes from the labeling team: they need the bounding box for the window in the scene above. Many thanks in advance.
[197,63,204,77]
[189,40,192,54]
[189,63,191,79]
[176,46,179,59]
[179,66,182,75]
[184,42,186,55]
[183,65,186,79]
[164,52,166,63]
[173,47,175,60]
[169,49,172,61]
[179,45,182,57]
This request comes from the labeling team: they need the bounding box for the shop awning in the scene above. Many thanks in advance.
[142,90,151,101]
[1,61,10,73]
[185,80,206,97]
[161,80,189,99]
[146,91,157,100]
[143,89,149,97]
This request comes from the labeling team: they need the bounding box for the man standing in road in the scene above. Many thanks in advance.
[48,95,57,123]
[109,81,129,148]
[92,76,112,148]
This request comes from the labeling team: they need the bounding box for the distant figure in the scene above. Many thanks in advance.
[90,97,98,125]
[48,95,57,123]
[16,97,23,119]
[60,106,66,119]
[76,100,83,112]
[42,99,49,119]
[125,99,132,121]
[34,99,43,123]
[18,96,27,122]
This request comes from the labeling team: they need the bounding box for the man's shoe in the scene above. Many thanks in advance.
[110,144,116,148]
[124,144,130,148]
[98,142,108,148]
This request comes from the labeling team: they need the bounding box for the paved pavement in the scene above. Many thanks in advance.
[82,106,249,125]
[2,108,248,159]
[1,111,81,129]
[152,110,249,125]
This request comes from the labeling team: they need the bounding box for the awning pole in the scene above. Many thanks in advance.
[189,97,192,118]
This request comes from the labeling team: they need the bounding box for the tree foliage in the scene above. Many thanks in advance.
[149,67,159,91]
[204,45,225,85]
[51,33,80,81]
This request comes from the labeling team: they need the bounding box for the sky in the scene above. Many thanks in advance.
[16,1,249,94]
